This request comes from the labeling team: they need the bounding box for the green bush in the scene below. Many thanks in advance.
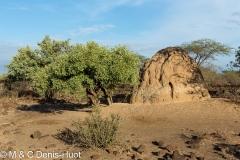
[6,36,141,105]
[74,108,121,148]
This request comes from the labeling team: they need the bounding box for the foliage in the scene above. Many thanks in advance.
[234,46,240,68]
[6,35,141,104]
[5,46,38,81]
[181,38,232,67]
[5,35,71,100]
[74,108,121,148]
[0,74,7,83]
[50,41,140,105]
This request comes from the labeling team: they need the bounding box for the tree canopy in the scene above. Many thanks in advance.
[180,38,233,67]
[233,46,240,68]
[5,36,141,105]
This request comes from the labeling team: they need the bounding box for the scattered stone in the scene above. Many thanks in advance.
[157,140,165,147]
[198,157,206,160]
[106,148,113,154]
[29,145,36,150]
[190,152,197,159]
[3,130,10,135]
[172,150,186,160]
[45,144,56,149]
[113,150,121,155]
[188,157,197,160]
[188,139,201,149]
[38,134,50,140]
[137,144,149,154]
[165,144,179,153]
[133,153,141,160]
[157,150,167,157]
[91,154,101,159]
[32,130,41,139]
[127,153,133,157]
[165,155,173,160]
[143,157,152,160]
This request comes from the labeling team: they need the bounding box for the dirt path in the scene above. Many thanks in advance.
[0,98,240,160]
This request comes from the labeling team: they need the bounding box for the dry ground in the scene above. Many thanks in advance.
[0,97,240,160]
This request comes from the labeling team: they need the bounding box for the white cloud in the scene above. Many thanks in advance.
[129,0,240,48]
[94,0,240,68]
[69,24,115,36]
[232,12,240,16]
[2,3,28,10]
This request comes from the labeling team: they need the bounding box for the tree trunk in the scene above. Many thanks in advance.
[86,88,100,106]
[106,97,112,106]
[45,90,54,102]
[101,87,113,106]
[88,94,99,106]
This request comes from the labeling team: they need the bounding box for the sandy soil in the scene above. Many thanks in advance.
[0,98,240,160]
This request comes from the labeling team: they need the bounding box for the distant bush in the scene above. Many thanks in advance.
[0,73,39,98]
[222,70,240,86]
[200,67,240,87]
[0,74,14,97]
[200,67,223,86]
[74,108,121,148]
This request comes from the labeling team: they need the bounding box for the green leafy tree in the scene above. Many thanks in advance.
[181,38,232,67]
[6,46,38,81]
[6,35,71,100]
[6,36,140,105]
[50,41,140,106]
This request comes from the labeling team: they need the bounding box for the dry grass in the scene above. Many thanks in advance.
[74,107,122,149]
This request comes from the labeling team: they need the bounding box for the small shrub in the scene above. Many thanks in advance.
[74,108,121,148]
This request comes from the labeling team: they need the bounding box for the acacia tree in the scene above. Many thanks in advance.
[181,38,232,67]
[50,41,140,106]
[234,46,240,68]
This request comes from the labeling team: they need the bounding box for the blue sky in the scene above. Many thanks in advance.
[1,0,240,74]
